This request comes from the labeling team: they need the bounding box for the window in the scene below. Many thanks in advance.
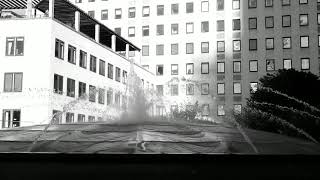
[89,85,96,102]
[88,11,95,18]
[299,14,308,26]
[248,0,257,8]
[234,105,242,114]
[249,18,257,30]
[318,13,320,25]
[201,83,209,95]
[156,65,164,76]
[283,37,291,49]
[217,105,225,116]
[171,24,179,35]
[282,0,290,6]
[98,88,105,104]
[171,4,179,15]
[299,0,308,4]
[217,0,224,11]
[319,35,320,47]
[122,70,128,84]
[156,44,164,55]
[66,112,74,123]
[249,39,257,51]
[265,16,274,28]
[202,1,209,12]
[115,8,122,19]
[186,22,194,34]
[99,59,105,76]
[68,45,76,64]
[67,78,75,97]
[233,19,241,30]
[128,27,135,37]
[79,50,87,69]
[157,5,164,16]
[115,93,120,107]
[233,0,240,10]
[156,25,164,35]
[233,61,241,73]
[201,42,209,53]
[142,46,149,56]
[217,20,224,32]
[171,84,179,96]
[300,36,309,48]
[108,63,113,79]
[88,116,95,122]
[186,2,194,13]
[5,37,23,56]
[250,82,258,93]
[233,82,241,94]
[78,81,86,98]
[90,55,97,73]
[171,64,178,75]
[266,38,274,50]
[53,74,63,94]
[54,38,64,59]
[265,0,273,7]
[186,63,194,75]
[217,41,225,52]
[142,26,149,36]
[217,83,225,95]
[233,40,241,52]
[171,44,179,55]
[107,90,113,105]
[217,62,225,73]
[201,21,209,33]
[128,7,135,18]
[283,59,292,69]
[282,15,291,27]
[201,62,209,74]
[156,85,164,96]
[142,6,150,17]
[186,43,194,54]
[88,0,94,2]
[186,84,194,95]
[266,59,275,71]
[301,58,310,70]
[114,28,121,35]
[115,67,121,82]
[52,110,62,124]
[75,0,82,3]
[101,9,108,20]
[77,114,85,123]
[249,60,258,72]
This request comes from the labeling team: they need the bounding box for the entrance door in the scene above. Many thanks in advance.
[2,109,21,128]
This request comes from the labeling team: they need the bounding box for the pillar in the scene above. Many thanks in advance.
[95,24,100,43]
[125,44,130,59]
[75,11,80,32]
[111,35,116,51]
[26,0,32,18]
[49,0,54,18]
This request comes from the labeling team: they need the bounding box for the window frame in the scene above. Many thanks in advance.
[201,62,209,74]
[217,62,225,74]
[233,82,242,94]
[300,36,309,48]
[301,58,310,70]
[201,83,209,95]
[217,83,225,95]
[186,63,194,75]
[67,44,76,64]
[108,63,114,80]
[283,37,291,49]
[282,15,291,27]
[171,64,179,75]
[201,42,209,53]
[233,61,241,73]
[249,60,258,72]
[265,38,274,50]
[249,17,257,30]
[299,14,309,26]
[266,59,275,72]
[249,39,257,51]
[265,16,274,29]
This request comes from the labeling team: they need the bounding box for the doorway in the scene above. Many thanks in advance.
[2,109,21,128]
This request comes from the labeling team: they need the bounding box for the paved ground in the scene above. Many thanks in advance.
[0,120,320,154]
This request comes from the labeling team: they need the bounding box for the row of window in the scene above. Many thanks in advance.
[52,110,104,124]
[170,104,242,116]
[248,0,313,8]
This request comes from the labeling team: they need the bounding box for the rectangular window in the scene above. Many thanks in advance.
[248,0,257,8]
[171,24,179,35]
[90,55,97,73]
[78,114,85,123]
[128,7,136,18]
[156,65,164,76]
[283,59,292,69]
[186,22,194,34]
[299,14,308,26]
[67,45,76,65]
[233,61,241,73]
[233,82,241,94]
[201,42,209,53]
[171,4,179,15]
[186,2,194,13]
[128,27,135,37]
[89,85,96,102]
[78,81,86,98]
[66,112,74,123]
[88,116,95,122]
[249,60,258,72]
[202,1,209,12]
[265,0,273,7]
[217,83,225,95]
[217,0,224,11]
[157,5,164,16]
[201,21,209,33]
[54,38,64,59]
[282,15,291,27]
[250,82,258,93]
[300,36,309,48]
[52,110,62,124]
[115,8,122,19]
[186,84,194,95]
[266,38,274,50]
[98,59,105,76]
[142,25,149,36]
[186,63,194,75]
[156,44,164,55]
[67,78,75,97]
[249,18,257,30]
[318,14,320,25]
[217,62,225,73]
[201,62,209,74]
[156,85,164,96]
[201,83,209,95]
[142,45,149,56]
[283,37,291,49]
[115,93,120,107]
[266,59,275,71]
[299,0,308,4]
[156,24,164,35]
[186,43,194,54]
[107,90,113,105]
[115,67,121,82]
[79,50,87,69]
[282,0,290,6]
[108,63,113,79]
[171,64,179,75]
[233,40,241,52]
[233,19,241,30]
[301,58,310,70]
[265,16,274,28]
[98,88,105,104]
[233,0,240,10]
[217,41,225,52]
[53,74,63,94]
[142,6,150,17]
[171,84,179,96]
[217,20,224,32]
[249,39,257,51]
[101,9,108,20]
[88,11,95,18]
[122,70,127,84]
[171,43,179,55]
[218,105,225,116]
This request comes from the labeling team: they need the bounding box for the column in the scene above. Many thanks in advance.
[26,0,33,18]
[95,24,100,43]
[49,0,54,18]
[75,11,80,32]
[111,35,116,51]
[125,44,130,59]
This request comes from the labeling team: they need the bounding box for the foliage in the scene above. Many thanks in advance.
[171,101,201,121]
